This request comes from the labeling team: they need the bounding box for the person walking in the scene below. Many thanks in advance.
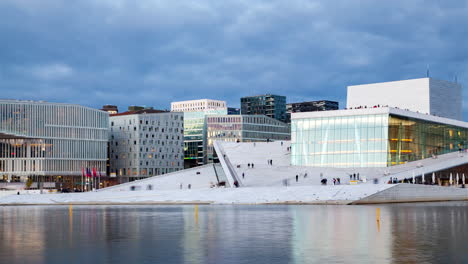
[252,163,254,168]
[188,184,191,189]
[296,175,298,182]
[242,172,245,179]
[248,163,251,168]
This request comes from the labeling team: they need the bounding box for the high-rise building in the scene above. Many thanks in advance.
[240,94,287,122]
[206,115,290,163]
[347,78,462,120]
[109,108,184,181]
[0,100,109,190]
[171,99,228,168]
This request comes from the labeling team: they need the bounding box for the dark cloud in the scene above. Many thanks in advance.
[0,0,467,116]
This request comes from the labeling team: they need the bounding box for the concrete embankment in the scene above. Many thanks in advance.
[2,184,467,206]
[352,184,468,204]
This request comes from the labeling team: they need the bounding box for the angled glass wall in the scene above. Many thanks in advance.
[292,114,388,167]
[292,113,468,168]
[388,115,467,165]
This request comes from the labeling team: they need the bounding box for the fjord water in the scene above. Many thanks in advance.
[0,203,467,264]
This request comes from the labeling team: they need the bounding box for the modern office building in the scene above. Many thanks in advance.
[206,115,290,163]
[171,99,228,167]
[181,109,227,167]
[109,108,184,181]
[347,78,462,120]
[241,94,287,122]
[292,78,466,168]
[287,100,339,113]
[171,99,226,112]
[0,100,109,189]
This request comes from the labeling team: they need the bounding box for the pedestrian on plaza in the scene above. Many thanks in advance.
[248,163,251,168]
[188,184,191,189]
[349,174,352,180]
[333,178,336,185]
[180,183,183,189]
[337,178,340,185]
[296,175,298,182]
[321,178,327,185]
[252,163,254,168]
[304,173,307,178]
[242,172,245,179]
[234,181,239,188]
[271,160,273,166]
[357,173,360,180]
[281,141,283,146]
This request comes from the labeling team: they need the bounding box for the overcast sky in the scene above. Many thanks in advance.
[1,0,467,116]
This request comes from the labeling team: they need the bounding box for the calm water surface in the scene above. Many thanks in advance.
[1,203,467,264]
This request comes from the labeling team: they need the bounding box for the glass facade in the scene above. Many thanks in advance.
[0,100,109,180]
[183,109,227,166]
[292,113,468,168]
[388,115,467,165]
[240,95,287,122]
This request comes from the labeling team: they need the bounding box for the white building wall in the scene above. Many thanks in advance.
[347,78,431,114]
[171,99,227,112]
[347,78,462,120]
[429,78,462,120]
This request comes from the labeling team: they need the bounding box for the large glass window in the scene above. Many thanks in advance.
[387,115,467,165]
[292,113,468,168]
[291,114,389,168]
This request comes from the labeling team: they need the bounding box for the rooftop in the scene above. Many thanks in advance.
[291,106,468,128]
[110,109,169,117]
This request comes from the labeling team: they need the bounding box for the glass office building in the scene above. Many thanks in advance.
[183,109,227,167]
[0,100,109,188]
[291,108,468,168]
[241,94,287,122]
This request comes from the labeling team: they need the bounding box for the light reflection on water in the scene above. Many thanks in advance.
[0,203,467,264]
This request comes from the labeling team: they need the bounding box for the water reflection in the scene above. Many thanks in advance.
[388,203,468,263]
[0,203,467,264]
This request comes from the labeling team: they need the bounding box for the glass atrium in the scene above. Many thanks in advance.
[291,113,468,168]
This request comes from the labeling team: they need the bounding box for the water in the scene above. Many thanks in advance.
[1,203,467,264]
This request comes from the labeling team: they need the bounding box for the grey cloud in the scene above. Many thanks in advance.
[0,0,467,116]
